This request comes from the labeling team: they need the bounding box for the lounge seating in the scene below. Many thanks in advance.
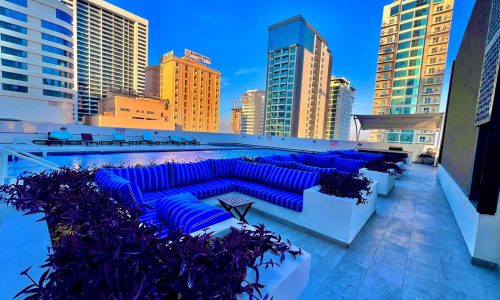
[32,133,63,146]
[257,154,365,175]
[142,132,159,146]
[169,135,186,145]
[81,133,98,146]
[183,136,201,145]
[95,158,377,244]
[99,133,130,146]
[33,131,76,146]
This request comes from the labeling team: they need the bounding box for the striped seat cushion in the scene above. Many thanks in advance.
[333,158,366,174]
[291,153,307,164]
[95,169,144,209]
[170,160,213,188]
[109,164,170,192]
[142,179,236,201]
[232,161,272,183]
[156,193,232,234]
[256,157,296,169]
[279,155,295,162]
[303,154,336,168]
[295,163,338,176]
[224,178,304,212]
[209,158,240,178]
[266,166,319,193]
[138,197,171,238]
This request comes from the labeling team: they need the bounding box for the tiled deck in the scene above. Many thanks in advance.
[245,164,500,299]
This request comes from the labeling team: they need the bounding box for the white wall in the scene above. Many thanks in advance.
[438,164,500,265]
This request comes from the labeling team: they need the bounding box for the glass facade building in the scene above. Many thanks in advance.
[326,77,355,140]
[241,89,266,135]
[264,15,332,138]
[0,0,74,123]
[371,0,454,144]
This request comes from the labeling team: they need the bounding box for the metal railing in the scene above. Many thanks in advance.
[12,137,48,157]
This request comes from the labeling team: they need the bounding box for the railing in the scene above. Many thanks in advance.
[0,148,59,184]
[12,137,48,157]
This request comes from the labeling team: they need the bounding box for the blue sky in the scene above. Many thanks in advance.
[108,0,475,133]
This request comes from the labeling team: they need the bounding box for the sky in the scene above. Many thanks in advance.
[108,0,476,136]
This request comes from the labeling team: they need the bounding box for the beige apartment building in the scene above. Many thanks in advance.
[265,15,332,139]
[230,100,242,134]
[371,0,454,144]
[156,51,221,133]
[83,91,174,130]
[327,77,356,140]
[241,90,266,135]
[145,65,160,98]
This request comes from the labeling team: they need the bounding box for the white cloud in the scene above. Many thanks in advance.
[235,67,258,76]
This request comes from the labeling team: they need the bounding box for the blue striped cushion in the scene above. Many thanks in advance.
[256,157,297,169]
[333,158,365,173]
[232,161,272,183]
[295,163,338,176]
[291,154,307,164]
[279,155,295,162]
[170,160,212,188]
[209,158,240,178]
[143,179,235,201]
[303,154,336,168]
[109,164,170,192]
[156,193,232,233]
[266,166,319,193]
[95,169,144,209]
[224,179,304,212]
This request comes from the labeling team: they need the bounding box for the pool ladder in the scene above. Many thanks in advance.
[0,138,60,185]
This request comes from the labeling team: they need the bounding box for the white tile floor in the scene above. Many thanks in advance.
[244,164,500,300]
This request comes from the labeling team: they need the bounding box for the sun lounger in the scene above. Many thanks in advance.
[142,132,159,146]
[99,133,130,146]
[169,135,186,145]
[81,133,98,146]
[183,136,201,145]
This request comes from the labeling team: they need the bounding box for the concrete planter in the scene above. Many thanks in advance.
[359,168,395,196]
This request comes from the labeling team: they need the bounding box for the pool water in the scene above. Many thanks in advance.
[7,148,293,178]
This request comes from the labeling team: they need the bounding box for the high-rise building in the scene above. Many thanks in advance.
[241,89,265,135]
[0,0,74,123]
[159,50,220,132]
[371,0,454,144]
[230,100,242,134]
[144,65,160,98]
[65,0,148,122]
[264,15,332,139]
[326,77,356,140]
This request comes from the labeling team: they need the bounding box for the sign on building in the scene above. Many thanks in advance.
[185,49,211,65]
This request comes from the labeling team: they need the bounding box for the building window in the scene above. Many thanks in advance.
[43,89,72,99]
[0,6,27,22]
[42,44,73,58]
[2,83,27,93]
[1,58,27,69]
[41,33,72,47]
[2,71,27,81]
[56,9,72,24]
[43,78,71,89]
[0,19,26,33]
[41,20,72,37]
[1,46,27,57]
[0,33,26,46]
[42,67,72,79]
[419,136,426,143]
[5,0,27,7]
[42,56,72,68]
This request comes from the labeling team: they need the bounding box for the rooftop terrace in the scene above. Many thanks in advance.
[244,163,500,299]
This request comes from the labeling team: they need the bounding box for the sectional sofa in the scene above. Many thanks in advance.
[95,156,378,245]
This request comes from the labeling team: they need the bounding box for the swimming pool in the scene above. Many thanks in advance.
[7,148,293,177]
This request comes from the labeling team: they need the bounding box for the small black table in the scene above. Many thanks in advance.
[218,195,255,223]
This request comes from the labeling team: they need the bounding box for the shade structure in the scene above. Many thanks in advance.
[352,113,444,131]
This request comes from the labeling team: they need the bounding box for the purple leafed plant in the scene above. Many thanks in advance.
[318,172,372,205]
[364,160,403,176]
[0,167,301,299]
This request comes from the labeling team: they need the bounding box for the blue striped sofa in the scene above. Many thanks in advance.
[95,159,320,233]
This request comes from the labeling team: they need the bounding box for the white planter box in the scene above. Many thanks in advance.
[359,168,395,196]
[193,218,311,300]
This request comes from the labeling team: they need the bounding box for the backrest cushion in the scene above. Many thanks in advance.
[170,160,212,187]
[231,161,272,183]
[279,155,295,162]
[95,169,144,210]
[333,158,365,173]
[142,132,153,141]
[110,164,170,192]
[295,163,338,176]
[291,153,307,164]
[210,158,240,178]
[266,166,320,193]
[113,133,126,141]
[48,131,72,140]
[303,154,336,168]
[256,157,296,169]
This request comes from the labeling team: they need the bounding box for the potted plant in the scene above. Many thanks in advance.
[359,160,402,196]
[302,172,378,246]
[0,167,303,300]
